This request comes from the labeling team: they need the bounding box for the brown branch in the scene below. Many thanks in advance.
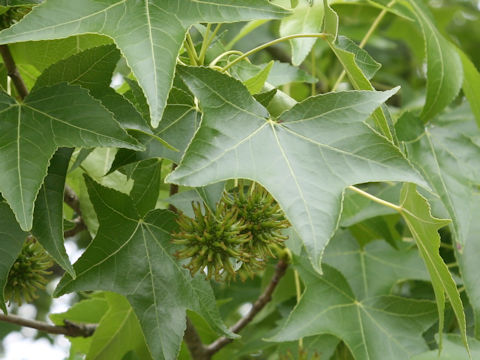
[169,164,179,212]
[63,185,86,237]
[0,45,29,100]
[0,313,96,337]
[184,318,209,360]
[205,259,289,356]
[64,185,82,216]
[64,216,87,238]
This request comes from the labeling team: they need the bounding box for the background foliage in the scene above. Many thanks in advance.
[0,0,479,359]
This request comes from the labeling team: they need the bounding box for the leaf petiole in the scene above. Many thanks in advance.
[347,185,402,212]
[221,33,328,72]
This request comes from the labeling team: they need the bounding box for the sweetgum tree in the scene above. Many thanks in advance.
[0,0,479,359]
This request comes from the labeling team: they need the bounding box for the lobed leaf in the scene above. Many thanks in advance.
[167,66,427,272]
[0,0,289,126]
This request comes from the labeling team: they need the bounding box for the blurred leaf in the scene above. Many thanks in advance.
[458,49,480,128]
[403,0,463,121]
[244,60,274,94]
[411,334,476,359]
[280,1,324,65]
[456,196,480,339]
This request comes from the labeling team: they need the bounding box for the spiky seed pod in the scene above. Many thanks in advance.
[223,181,290,261]
[172,202,252,281]
[5,237,53,306]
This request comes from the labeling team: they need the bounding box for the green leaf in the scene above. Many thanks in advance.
[270,262,437,360]
[403,0,463,121]
[456,196,480,339]
[111,86,199,170]
[253,88,277,108]
[279,1,324,65]
[244,60,273,94]
[266,61,317,87]
[50,296,109,357]
[55,176,233,360]
[0,0,289,127]
[230,60,317,87]
[322,0,338,40]
[328,36,393,141]
[412,334,476,359]
[458,49,480,128]
[31,147,75,276]
[167,66,427,271]
[403,112,480,246]
[323,230,429,299]
[399,183,468,352]
[33,44,149,133]
[0,201,27,313]
[10,34,111,72]
[86,292,153,360]
[0,83,142,230]
[335,36,381,80]
[130,158,161,217]
[33,44,119,95]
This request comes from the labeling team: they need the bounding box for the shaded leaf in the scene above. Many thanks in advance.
[130,158,161,217]
[33,44,149,133]
[253,88,277,108]
[0,202,27,312]
[111,86,199,170]
[167,66,427,271]
[31,147,74,276]
[10,34,111,72]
